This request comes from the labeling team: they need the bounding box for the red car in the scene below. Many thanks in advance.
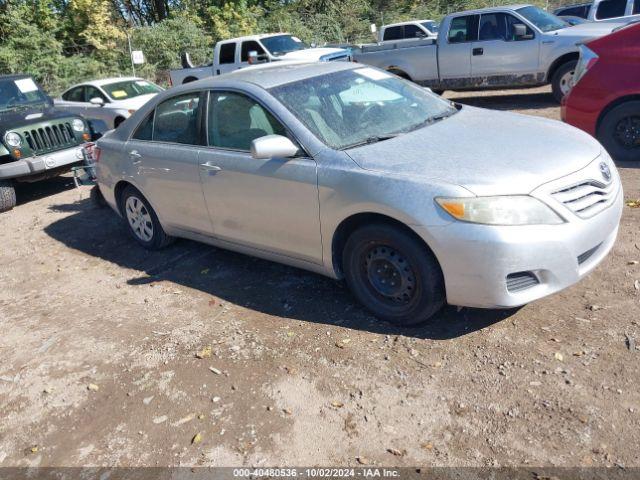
[562,22,640,162]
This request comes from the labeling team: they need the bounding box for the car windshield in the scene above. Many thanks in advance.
[102,79,163,101]
[269,67,458,150]
[516,6,568,32]
[0,77,50,112]
[260,35,308,56]
[422,21,439,33]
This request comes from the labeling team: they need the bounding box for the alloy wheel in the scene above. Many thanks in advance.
[125,196,154,242]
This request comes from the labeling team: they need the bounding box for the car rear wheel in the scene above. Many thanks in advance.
[121,186,173,249]
[342,223,445,326]
[0,180,17,213]
[551,60,577,103]
[598,101,640,162]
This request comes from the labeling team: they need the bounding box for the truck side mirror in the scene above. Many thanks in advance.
[513,24,533,40]
[248,51,268,65]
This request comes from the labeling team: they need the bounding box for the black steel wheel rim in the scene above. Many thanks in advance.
[363,245,416,305]
[614,115,640,150]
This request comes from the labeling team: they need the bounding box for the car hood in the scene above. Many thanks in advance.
[280,47,349,61]
[0,104,81,136]
[552,21,623,38]
[109,93,158,110]
[345,106,602,196]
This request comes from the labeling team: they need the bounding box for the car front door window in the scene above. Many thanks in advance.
[64,87,85,102]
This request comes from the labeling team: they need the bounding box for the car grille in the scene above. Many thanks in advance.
[22,123,77,155]
[551,179,616,219]
[506,271,540,293]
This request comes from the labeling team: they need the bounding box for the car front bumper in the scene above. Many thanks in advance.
[0,146,85,180]
[416,159,623,309]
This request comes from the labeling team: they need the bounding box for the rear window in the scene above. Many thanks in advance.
[448,15,480,43]
[596,0,627,18]
[219,43,236,64]
[383,26,403,40]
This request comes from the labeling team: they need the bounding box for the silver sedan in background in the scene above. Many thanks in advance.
[94,62,622,326]
[55,77,163,129]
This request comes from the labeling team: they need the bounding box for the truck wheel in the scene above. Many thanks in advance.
[120,186,173,250]
[551,60,577,103]
[597,101,640,162]
[0,180,17,213]
[342,223,445,326]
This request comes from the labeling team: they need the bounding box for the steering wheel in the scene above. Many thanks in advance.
[359,103,386,128]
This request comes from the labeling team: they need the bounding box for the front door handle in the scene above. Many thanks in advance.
[200,162,222,175]
[472,47,484,56]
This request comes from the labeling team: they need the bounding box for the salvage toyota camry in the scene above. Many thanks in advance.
[94,62,623,326]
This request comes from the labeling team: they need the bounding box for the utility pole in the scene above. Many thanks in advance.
[127,33,136,77]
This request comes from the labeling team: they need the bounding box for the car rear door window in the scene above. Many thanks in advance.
[383,26,403,40]
[207,91,286,151]
[448,15,480,43]
[63,86,85,102]
[132,111,154,141]
[152,93,201,145]
[219,43,236,64]
[240,41,266,61]
[596,0,627,18]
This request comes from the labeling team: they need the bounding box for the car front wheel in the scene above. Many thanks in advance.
[342,223,445,326]
[121,186,173,249]
[551,60,577,103]
[0,180,17,213]
[598,101,640,162]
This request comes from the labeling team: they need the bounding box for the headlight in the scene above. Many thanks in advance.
[4,131,22,148]
[436,196,564,226]
[72,119,85,132]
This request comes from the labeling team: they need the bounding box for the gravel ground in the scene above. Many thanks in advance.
[1,86,639,469]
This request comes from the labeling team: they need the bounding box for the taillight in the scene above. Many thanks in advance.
[571,44,599,87]
[85,143,101,163]
[93,146,101,163]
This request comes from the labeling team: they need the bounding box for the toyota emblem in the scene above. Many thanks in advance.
[599,162,611,182]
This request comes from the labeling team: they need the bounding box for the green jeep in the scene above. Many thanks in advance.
[0,74,91,212]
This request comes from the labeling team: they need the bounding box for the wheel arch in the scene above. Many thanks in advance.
[183,76,198,84]
[386,67,412,81]
[547,52,579,82]
[596,95,640,135]
[330,212,442,278]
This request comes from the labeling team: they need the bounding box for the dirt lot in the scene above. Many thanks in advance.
[1,86,639,469]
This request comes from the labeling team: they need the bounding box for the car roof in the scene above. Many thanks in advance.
[65,77,144,91]
[383,20,435,28]
[0,74,33,81]
[179,61,360,90]
[449,4,532,15]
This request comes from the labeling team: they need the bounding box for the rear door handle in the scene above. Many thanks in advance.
[472,47,484,56]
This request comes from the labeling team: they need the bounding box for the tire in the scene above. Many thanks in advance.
[342,223,445,326]
[120,186,173,249]
[597,101,640,163]
[551,60,577,103]
[0,180,17,213]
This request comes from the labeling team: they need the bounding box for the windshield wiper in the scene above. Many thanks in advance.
[342,134,399,150]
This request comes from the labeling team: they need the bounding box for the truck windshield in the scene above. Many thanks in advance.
[516,6,568,32]
[269,67,458,150]
[422,21,439,33]
[0,77,50,112]
[261,35,308,56]
[102,80,163,101]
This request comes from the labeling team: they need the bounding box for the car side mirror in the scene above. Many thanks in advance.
[251,135,300,159]
[90,97,105,106]
[513,24,533,39]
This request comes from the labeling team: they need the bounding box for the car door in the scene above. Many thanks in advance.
[125,91,212,235]
[471,13,540,81]
[439,15,478,81]
[198,90,322,264]
[82,85,113,126]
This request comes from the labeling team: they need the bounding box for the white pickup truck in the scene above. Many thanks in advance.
[353,4,623,101]
[170,33,350,85]
[376,20,439,42]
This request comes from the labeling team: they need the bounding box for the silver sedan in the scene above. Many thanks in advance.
[94,62,623,325]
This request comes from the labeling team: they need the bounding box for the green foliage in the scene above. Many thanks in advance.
[0,0,551,94]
